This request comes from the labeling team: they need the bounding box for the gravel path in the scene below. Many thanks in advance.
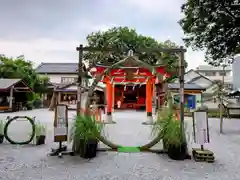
[0,109,240,180]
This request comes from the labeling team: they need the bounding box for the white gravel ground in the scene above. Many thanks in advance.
[0,109,240,180]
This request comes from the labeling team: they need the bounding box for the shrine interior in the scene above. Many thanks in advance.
[114,84,146,110]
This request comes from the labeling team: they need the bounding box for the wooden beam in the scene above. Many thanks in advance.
[170,90,203,94]
[79,46,187,53]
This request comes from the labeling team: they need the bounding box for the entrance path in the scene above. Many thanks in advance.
[1,109,240,179]
[101,110,160,147]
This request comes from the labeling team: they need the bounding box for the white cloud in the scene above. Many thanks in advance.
[0,23,117,65]
[122,0,184,19]
[0,0,205,70]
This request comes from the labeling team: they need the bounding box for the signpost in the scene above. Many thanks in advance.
[192,108,210,150]
[192,106,214,162]
[54,104,68,142]
[51,104,68,157]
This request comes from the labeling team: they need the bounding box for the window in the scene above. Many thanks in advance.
[219,71,226,76]
[61,77,77,84]
[204,72,216,76]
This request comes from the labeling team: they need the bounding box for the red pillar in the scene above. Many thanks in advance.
[106,78,112,115]
[146,78,152,116]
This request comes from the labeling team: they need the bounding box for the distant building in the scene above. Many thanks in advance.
[36,63,83,85]
[195,65,233,90]
[232,56,240,90]
[35,63,105,108]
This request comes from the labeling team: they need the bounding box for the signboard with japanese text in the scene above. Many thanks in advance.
[54,104,68,142]
[193,111,210,144]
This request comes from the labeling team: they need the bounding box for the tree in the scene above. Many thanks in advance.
[179,0,240,66]
[0,55,49,94]
[84,27,185,71]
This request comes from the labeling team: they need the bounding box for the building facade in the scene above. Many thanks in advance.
[195,65,233,90]
[36,63,84,85]
[232,56,240,90]
[35,63,105,108]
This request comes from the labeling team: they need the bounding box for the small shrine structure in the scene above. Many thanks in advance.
[90,50,173,124]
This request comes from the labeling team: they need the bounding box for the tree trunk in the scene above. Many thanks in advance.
[49,91,56,111]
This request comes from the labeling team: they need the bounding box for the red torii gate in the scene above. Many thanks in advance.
[90,52,173,124]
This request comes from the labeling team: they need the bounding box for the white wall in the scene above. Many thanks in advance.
[39,74,77,84]
[198,71,232,83]
[233,56,240,90]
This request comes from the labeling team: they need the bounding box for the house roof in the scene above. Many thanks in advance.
[55,82,104,92]
[174,69,214,89]
[36,63,88,74]
[187,69,213,83]
[168,83,206,90]
[0,78,22,89]
[196,65,232,71]
[228,89,240,96]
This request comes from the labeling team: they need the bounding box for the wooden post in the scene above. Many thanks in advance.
[57,92,61,104]
[9,86,14,110]
[73,44,83,154]
[220,59,226,134]
[76,44,83,116]
[179,46,185,136]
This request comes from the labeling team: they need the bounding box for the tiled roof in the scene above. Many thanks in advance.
[36,63,79,74]
[0,79,21,89]
[196,65,232,71]
[168,83,205,90]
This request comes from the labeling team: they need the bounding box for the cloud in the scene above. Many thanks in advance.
[0,0,205,69]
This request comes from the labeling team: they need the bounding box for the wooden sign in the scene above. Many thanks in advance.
[54,104,68,142]
[192,110,210,144]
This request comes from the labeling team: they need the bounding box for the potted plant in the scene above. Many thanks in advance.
[152,107,172,150]
[34,122,46,145]
[26,101,34,110]
[0,120,5,144]
[71,114,103,158]
[164,119,188,160]
[152,107,189,160]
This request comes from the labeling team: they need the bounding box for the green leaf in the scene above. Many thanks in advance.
[180,0,240,66]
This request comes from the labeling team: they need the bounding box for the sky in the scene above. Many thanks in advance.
[0,0,207,70]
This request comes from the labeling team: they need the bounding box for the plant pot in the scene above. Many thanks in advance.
[167,143,187,160]
[27,106,33,110]
[162,139,167,150]
[0,134,4,144]
[36,135,45,145]
[79,139,98,158]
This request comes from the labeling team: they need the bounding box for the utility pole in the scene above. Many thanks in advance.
[76,44,83,115]
[220,59,227,133]
[179,46,185,135]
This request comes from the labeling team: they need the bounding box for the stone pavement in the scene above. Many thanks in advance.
[0,109,240,180]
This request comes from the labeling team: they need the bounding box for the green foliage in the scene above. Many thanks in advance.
[0,55,49,94]
[34,121,47,136]
[26,93,42,109]
[179,0,240,66]
[71,114,103,143]
[0,120,5,135]
[84,26,186,69]
[152,107,187,148]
